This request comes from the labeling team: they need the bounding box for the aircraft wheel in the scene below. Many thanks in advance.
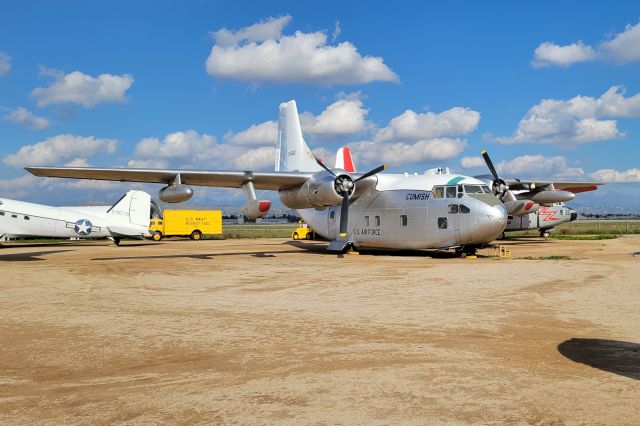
[497,232,506,240]
[540,231,551,238]
[113,238,121,246]
[292,232,299,240]
[190,230,203,241]
[152,232,162,241]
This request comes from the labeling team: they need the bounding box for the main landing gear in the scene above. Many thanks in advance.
[540,230,551,238]
[456,246,477,258]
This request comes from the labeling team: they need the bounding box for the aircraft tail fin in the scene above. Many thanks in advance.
[106,190,151,227]
[275,100,323,172]
[335,147,356,173]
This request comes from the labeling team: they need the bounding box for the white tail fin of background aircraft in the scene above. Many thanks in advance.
[275,100,323,173]
[335,147,356,172]
[106,190,152,229]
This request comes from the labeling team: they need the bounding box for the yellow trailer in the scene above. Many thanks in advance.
[149,210,222,241]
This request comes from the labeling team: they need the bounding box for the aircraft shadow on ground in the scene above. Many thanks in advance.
[0,241,153,249]
[90,248,317,261]
[0,249,73,262]
[557,338,640,380]
[286,241,466,258]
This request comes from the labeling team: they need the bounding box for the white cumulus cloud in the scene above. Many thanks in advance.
[3,134,117,168]
[589,168,640,182]
[0,51,11,76]
[130,130,277,171]
[212,15,292,47]
[300,96,369,136]
[349,138,466,166]
[374,107,480,143]
[460,156,485,168]
[496,155,571,176]
[225,95,371,146]
[532,41,597,68]
[31,69,134,108]
[3,107,51,130]
[600,21,640,64]
[205,16,398,85]
[224,121,278,146]
[532,20,640,67]
[497,86,640,145]
[478,154,640,183]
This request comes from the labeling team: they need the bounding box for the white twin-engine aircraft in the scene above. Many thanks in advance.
[0,190,152,245]
[26,100,597,255]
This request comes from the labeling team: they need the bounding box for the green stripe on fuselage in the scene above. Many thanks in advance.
[446,176,465,185]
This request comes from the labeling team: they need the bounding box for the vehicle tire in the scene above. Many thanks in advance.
[497,232,506,240]
[190,230,203,241]
[541,231,551,238]
[152,232,162,241]
[293,232,299,240]
[305,232,313,240]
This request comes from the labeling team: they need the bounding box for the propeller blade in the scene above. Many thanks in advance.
[315,157,337,177]
[355,164,386,182]
[481,150,500,182]
[339,192,349,236]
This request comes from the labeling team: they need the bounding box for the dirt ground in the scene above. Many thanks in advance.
[1,236,639,424]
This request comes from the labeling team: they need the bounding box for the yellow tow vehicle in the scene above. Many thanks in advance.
[292,222,315,240]
[149,210,222,241]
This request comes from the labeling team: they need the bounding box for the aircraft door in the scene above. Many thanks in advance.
[447,203,461,242]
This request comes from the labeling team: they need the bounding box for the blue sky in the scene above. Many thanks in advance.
[1,1,639,206]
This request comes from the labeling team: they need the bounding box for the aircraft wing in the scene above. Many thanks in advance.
[25,167,312,190]
[505,179,603,193]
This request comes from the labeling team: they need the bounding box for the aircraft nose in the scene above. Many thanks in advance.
[570,209,578,222]
[477,203,508,242]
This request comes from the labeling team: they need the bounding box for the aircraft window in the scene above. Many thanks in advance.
[375,216,380,226]
[445,186,457,198]
[401,215,408,227]
[24,216,30,220]
[448,204,459,214]
[0,211,4,216]
[464,185,484,194]
[432,186,444,198]
[460,205,470,213]
[11,214,17,218]
[438,217,447,229]
[364,216,370,226]
[330,211,335,219]
[457,185,464,198]
[481,185,492,194]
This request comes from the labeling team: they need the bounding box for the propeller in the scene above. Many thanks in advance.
[315,157,386,239]
[481,150,508,199]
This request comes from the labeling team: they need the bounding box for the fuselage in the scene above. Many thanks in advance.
[0,198,146,240]
[292,172,508,250]
[505,203,577,232]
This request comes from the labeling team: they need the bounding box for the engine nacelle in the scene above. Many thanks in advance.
[158,184,193,203]
[504,200,539,216]
[519,190,575,204]
[279,171,351,209]
[242,199,272,219]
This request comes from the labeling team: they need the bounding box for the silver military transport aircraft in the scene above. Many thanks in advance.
[27,100,509,255]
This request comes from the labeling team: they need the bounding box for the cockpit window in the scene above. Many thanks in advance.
[445,186,457,198]
[481,185,492,194]
[432,186,444,198]
[463,185,484,194]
